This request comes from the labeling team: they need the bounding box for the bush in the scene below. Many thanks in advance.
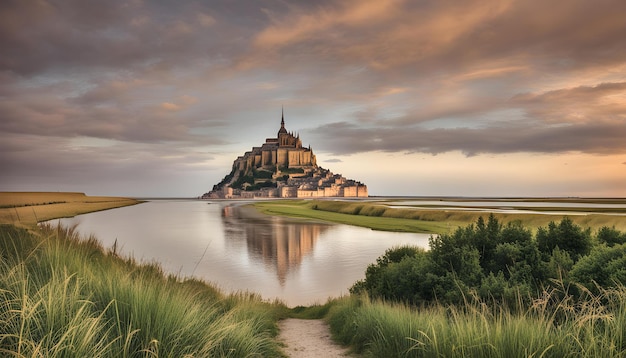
[352,216,624,306]
[278,166,304,174]
[253,169,273,179]
[230,174,255,189]
[597,226,626,246]
[537,217,592,260]
[245,180,277,191]
[569,243,626,292]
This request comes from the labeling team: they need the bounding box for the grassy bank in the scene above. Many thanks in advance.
[0,192,141,226]
[324,289,626,357]
[0,223,288,357]
[252,200,451,233]
[252,199,626,234]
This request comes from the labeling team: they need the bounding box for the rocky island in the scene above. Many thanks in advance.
[202,110,368,199]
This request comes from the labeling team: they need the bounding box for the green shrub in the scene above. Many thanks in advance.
[537,217,592,260]
[570,243,626,292]
[597,226,626,246]
[352,216,625,306]
[253,169,273,179]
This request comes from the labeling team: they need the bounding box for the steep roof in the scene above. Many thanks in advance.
[278,108,288,134]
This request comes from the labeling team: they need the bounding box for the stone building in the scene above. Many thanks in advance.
[202,110,368,199]
[233,110,317,173]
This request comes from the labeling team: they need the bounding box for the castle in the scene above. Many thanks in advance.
[202,110,368,199]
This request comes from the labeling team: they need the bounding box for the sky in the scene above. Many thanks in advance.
[1,0,626,198]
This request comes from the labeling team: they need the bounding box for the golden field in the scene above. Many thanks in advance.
[0,192,141,226]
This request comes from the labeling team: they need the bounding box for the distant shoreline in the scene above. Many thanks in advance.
[200,195,626,203]
[0,192,142,227]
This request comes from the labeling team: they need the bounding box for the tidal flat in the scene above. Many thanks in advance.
[252,197,626,234]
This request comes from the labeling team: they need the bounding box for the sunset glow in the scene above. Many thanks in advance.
[1,0,625,197]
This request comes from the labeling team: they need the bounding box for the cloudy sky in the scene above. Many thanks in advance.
[2,0,626,197]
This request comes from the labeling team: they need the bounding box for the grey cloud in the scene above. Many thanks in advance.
[0,71,236,145]
[323,158,343,163]
[309,118,626,156]
[0,0,264,76]
[511,82,626,121]
[0,133,216,195]
[247,0,626,77]
[512,82,626,105]
[307,80,626,156]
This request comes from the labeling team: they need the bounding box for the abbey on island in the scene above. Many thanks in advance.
[203,110,368,199]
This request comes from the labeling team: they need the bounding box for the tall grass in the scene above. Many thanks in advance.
[0,224,286,357]
[326,286,626,357]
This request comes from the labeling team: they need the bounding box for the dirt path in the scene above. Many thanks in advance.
[278,319,351,357]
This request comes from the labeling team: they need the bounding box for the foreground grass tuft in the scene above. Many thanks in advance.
[326,288,626,357]
[0,224,287,357]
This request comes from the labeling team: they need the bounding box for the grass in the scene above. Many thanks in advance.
[3,192,625,356]
[325,286,626,357]
[252,199,626,234]
[0,192,141,226]
[252,200,452,233]
[0,223,288,357]
[4,220,626,357]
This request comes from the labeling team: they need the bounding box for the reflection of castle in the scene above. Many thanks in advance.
[203,109,368,199]
[221,205,329,284]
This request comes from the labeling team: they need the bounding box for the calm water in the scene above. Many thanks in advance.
[48,200,430,306]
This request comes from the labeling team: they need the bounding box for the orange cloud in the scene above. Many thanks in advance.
[197,13,216,27]
[159,95,198,112]
[254,0,402,48]
[160,102,181,111]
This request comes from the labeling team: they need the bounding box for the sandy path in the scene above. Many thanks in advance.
[278,319,351,357]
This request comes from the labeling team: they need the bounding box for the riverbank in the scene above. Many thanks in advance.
[0,192,141,226]
[251,199,626,234]
[0,222,289,357]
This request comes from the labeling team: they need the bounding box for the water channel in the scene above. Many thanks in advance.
[48,200,431,307]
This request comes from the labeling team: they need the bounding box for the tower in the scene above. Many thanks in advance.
[278,107,291,146]
[278,107,287,135]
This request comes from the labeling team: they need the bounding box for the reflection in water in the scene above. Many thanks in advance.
[46,200,431,306]
[222,205,330,284]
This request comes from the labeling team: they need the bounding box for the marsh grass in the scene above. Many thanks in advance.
[326,285,626,357]
[253,200,626,234]
[0,224,287,357]
[252,201,451,233]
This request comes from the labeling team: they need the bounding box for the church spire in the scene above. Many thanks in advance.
[278,106,288,135]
